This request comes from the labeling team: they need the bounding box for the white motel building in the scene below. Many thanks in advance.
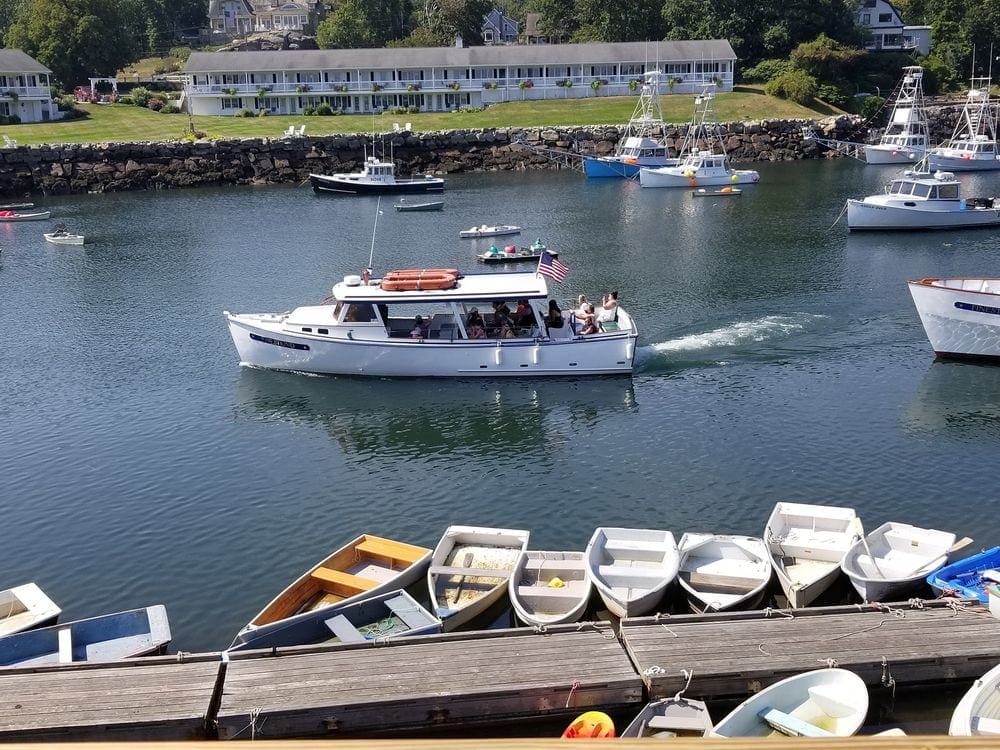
[183,40,737,116]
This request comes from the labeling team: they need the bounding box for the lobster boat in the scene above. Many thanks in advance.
[309,155,444,195]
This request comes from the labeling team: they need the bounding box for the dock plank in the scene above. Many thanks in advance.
[216,624,643,738]
[621,599,1000,700]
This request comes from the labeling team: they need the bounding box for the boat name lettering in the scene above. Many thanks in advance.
[955,301,1000,316]
[249,333,310,350]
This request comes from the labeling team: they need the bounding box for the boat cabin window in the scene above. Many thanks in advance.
[981,143,994,153]
[911,183,932,198]
[937,183,960,200]
[341,302,376,323]
[381,302,463,339]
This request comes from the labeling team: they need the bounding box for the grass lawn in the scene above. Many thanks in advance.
[1,85,842,146]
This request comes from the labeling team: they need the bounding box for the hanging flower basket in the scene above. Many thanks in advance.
[294,84,310,93]
[370,83,383,92]
[337,84,349,92]
[407,83,421,91]
[448,82,461,90]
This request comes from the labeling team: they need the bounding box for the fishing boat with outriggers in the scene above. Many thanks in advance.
[639,84,759,189]
[225,265,638,378]
[864,66,929,165]
[907,277,1000,362]
[582,72,676,178]
[926,75,1000,171]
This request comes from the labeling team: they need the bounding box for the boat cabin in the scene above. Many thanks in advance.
[334,156,398,183]
[618,136,669,160]
[945,137,996,155]
[887,171,960,201]
[680,150,732,174]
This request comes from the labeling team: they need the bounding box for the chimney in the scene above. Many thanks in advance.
[455,33,463,48]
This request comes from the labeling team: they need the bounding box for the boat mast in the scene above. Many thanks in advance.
[367,196,381,275]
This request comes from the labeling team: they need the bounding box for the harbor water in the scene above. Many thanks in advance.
[2,159,1000,663]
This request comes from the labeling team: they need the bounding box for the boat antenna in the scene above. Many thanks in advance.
[367,196,382,276]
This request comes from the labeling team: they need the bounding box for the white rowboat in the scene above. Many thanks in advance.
[427,525,529,631]
[677,533,772,612]
[950,662,1000,735]
[0,583,61,636]
[508,550,590,626]
[840,521,955,602]
[0,210,49,222]
[765,502,861,608]
[585,527,678,618]
[709,668,869,737]
[621,697,713,738]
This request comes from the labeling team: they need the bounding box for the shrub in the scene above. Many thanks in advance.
[118,95,134,106]
[743,59,794,83]
[237,108,255,117]
[147,97,164,111]
[303,105,316,116]
[160,104,180,114]
[407,105,419,114]
[315,103,334,115]
[764,69,817,104]
[56,94,76,111]
[169,46,193,62]
[858,95,885,119]
[7,114,19,124]
[130,86,152,107]
[816,82,851,107]
[448,81,460,90]
[257,108,269,117]
[224,87,238,96]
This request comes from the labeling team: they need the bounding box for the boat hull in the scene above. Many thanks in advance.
[310,174,444,195]
[847,199,1000,230]
[583,156,676,179]
[908,279,1000,362]
[950,662,1000,735]
[226,313,637,377]
[927,545,1000,602]
[639,169,759,189]
[927,153,1000,172]
[678,534,772,613]
[509,551,590,626]
[864,144,925,164]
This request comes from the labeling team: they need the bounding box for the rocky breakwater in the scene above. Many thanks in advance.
[0,116,877,197]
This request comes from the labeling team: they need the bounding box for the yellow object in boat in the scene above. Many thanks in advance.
[548,576,565,588]
[562,711,615,738]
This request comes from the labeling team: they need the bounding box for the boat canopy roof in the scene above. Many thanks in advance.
[334,270,550,302]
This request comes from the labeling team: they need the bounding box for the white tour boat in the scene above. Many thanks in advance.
[865,66,929,165]
[927,78,1000,171]
[459,224,521,239]
[225,269,638,378]
[846,170,1000,230]
[639,85,759,189]
[583,72,677,178]
[907,277,1000,362]
[310,155,444,195]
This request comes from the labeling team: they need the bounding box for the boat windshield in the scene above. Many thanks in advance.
[378,301,542,340]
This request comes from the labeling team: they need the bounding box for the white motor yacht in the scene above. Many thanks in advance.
[908,277,1000,362]
[864,66,929,165]
[847,170,1000,230]
[926,78,1000,171]
[225,269,638,377]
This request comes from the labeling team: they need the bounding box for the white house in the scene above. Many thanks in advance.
[857,0,931,55]
[0,49,60,123]
[209,0,324,36]
[183,40,737,116]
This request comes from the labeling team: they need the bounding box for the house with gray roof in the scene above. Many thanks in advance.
[482,9,519,45]
[0,49,60,123]
[182,40,737,116]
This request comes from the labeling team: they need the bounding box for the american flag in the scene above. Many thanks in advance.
[536,249,569,283]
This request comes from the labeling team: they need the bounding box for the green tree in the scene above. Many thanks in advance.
[0,0,27,39]
[531,0,577,40]
[6,0,142,85]
[317,0,377,48]
[573,0,662,41]
[790,33,866,82]
[765,68,818,103]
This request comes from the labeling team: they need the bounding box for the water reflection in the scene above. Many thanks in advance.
[903,360,1000,438]
[234,368,638,459]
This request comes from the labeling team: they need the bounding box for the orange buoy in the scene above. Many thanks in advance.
[561,711,615,739]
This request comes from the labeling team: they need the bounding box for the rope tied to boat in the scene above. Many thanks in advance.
[907,597,925,609]
[758,644,771,656]
[831,603,904,640]
[175,650,190,663]
[532,624,548,634]
[881,656,897,713]
[818,657,839,668]
[763,606,794,619]
[565,680,580,708]
[575,620,616,640]
[230,706,266,740]
[672,669,694,701]
[830,200,849,229]
[642,665,667,677]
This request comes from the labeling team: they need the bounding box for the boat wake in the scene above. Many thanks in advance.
[637,314,826,371]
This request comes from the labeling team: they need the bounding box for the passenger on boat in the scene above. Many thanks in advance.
[466,308,487,339]
[410,315,429,338]
[578,304,599,335]
[598,291,619,323]
[545,300,563,333]
[492,300,511,318]
[574,294,589,318]
[514,299,533,327]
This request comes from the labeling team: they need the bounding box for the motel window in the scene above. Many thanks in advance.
[221,97,242,109]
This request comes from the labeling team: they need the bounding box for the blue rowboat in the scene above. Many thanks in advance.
[0,605,170,667]
[927,546,1000,602]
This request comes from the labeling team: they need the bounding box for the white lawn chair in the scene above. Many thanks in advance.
[2,135,17,148]
[295,125,305,136]
[392,123,401,132]
[404,122,412,131]
[282,125,294,137]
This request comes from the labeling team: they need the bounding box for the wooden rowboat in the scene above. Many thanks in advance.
[427,525,529,631]
[0,583,61,637]
[508,550,590,626]
[586,527,678,618]
[0,210,49,222]
[231,534,431,649]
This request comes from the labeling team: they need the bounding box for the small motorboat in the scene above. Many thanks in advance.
[459,224,521,239]
[847,171,1000,231]
[0,583,61,637]
[928,546,1000,602]
[393,199,444,212]
[0,209,50,222]
[765,502,861,608]
[585,527,679,618]
[231,534,431,650]
[477,241,549,264]
[840,521,956,602]
[0,605,170,666]
[0,201,34,210]
[621,697,713,738]
[908,278,1000,362]
[427,525,529,631]
[950,661,1000,735]
[709,668,869,737]
[44,224,85,245]
[228,590,440,651]
[692,187,742,197]
[309,155,444,195]
[508,550,590,626]
[677,532,772,612]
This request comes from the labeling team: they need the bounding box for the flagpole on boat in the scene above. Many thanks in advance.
[367,196,382,280]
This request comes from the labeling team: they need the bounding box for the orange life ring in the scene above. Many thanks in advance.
[380,273,457,291]
[383,268,459,280]
[561,711,615,739]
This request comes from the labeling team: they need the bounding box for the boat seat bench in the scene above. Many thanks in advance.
[686,570,763,591]
[429,565,510,579]
[385,594,431,629]
[324,614,365,643]
[311,567,380,592]
[516,584,586,600]
[355,538,426,564]
[647,715,710,732]
[57,627,73,663]
[524,558,586,573]
[758,708,833,737]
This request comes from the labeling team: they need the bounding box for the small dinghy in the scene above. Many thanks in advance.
[228,590,439,651]
[0,583,61,637]
[44,224,84,245]
[677,533,772,612]
[231,534,431,650]
[928,545,1000,602]
[427,525,529,631]
[0,605,170,666]
[841,521,956,602]
[459,224,521,238]
[585,527,679,618]
[710,668,869,737]
[0,201,33,210]
[0,209,49,222]
[765,502,861,608]
[393,199,444,212]
[692,187,742,197]
[478,241,549,264]
[950,661,1000,735]
[621,697,713,738]
[508,550,590,626]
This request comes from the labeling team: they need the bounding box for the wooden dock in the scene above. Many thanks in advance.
[621,599,1000,700]
[216,623,642,738]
